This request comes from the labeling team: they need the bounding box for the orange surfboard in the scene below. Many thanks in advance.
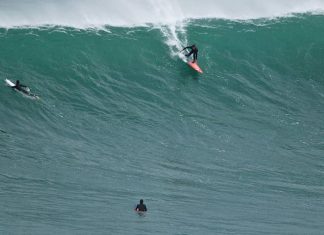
[187,61,203,73]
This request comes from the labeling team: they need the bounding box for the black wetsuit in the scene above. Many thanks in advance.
[183,45,198,62]
[13,83,29,94]
[135,203,147,212]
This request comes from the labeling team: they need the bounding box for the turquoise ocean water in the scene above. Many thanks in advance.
[0,5,324,235]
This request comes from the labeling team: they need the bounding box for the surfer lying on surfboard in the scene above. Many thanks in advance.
[181,44,198,63]
[12,80,30,94]
[5,79,39,99]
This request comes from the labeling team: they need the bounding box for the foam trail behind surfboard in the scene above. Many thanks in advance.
[160,23,188,62]
[144,0,188,61]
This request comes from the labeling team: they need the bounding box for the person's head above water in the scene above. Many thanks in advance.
[140,199,144,204]
[16,80,20,85]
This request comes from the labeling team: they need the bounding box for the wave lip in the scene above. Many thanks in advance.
[0,0,324,28]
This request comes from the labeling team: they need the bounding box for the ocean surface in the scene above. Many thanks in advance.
[1,1,324,234]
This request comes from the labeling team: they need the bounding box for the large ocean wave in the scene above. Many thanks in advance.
[1,6,324,234]
[0,0,324,28]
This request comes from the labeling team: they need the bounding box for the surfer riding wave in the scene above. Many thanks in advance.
[181,44,198,63]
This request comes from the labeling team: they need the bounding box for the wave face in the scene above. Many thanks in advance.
[0,0,324,27]
[1,14,324,234]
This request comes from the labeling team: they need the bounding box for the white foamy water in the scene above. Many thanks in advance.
[0,0,324,28]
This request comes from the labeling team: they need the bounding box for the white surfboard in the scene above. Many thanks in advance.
[5,79,15,87]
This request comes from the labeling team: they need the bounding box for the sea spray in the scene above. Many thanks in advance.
[0,0,324,28]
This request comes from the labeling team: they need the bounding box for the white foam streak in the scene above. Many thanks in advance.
[159,23,188,61]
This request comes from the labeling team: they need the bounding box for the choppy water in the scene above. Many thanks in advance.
[1,2,324,234]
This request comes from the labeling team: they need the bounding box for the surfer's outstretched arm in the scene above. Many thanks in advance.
[185,50,193,57]
[181,46,192,52]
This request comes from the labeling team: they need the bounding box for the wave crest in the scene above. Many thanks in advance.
[0,0,324,28]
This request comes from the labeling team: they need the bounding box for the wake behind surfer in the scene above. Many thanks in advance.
[135,199,147,212]
[181,44,198,63]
